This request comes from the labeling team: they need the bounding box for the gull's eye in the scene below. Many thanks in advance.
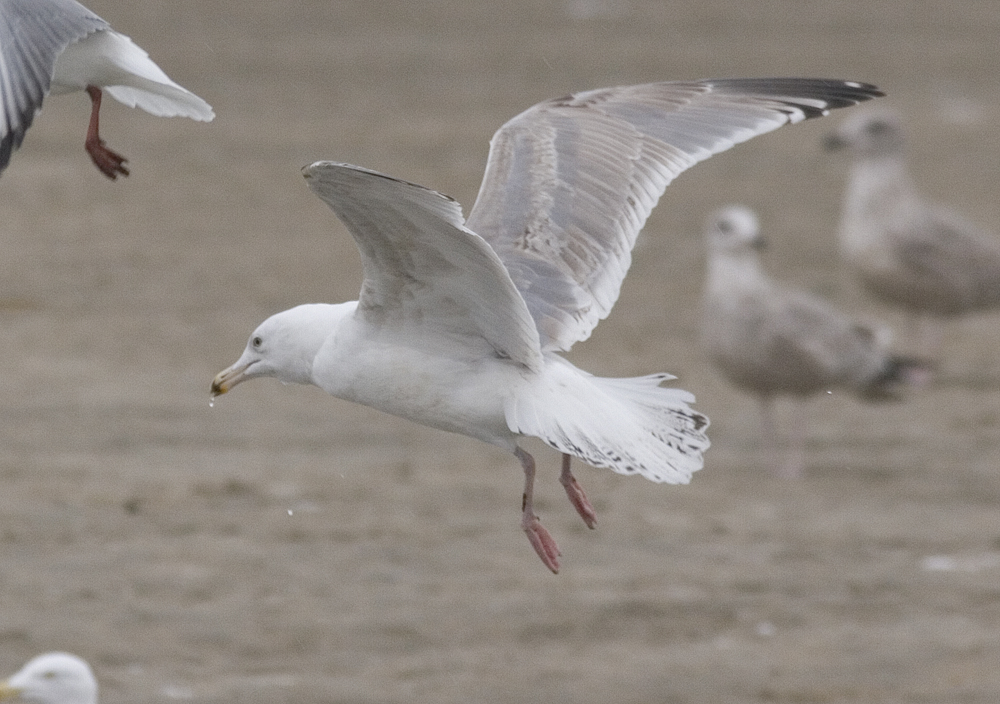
[42,671,57,680]
[252,336,263,349]
[717,219,733,234]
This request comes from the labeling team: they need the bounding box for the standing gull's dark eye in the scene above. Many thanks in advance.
[252,336,263,349]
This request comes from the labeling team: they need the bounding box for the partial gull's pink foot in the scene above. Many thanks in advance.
[559,453,597,528]
[85,86,129,180]
[522,511,561,574]
[515,446,561,573]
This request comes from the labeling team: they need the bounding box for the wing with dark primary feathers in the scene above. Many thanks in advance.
[466,78,883,352]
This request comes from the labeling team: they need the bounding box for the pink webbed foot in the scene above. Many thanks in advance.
[85,138,129,179]
[515,446,562,573]
[84,86,129,180]
[522,511,561,574]
[559,453,597,528]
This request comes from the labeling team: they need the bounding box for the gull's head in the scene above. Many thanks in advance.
[212,303,350,397]
[0,653,97,704]
[705,205,765,255]
[824,108,904,157]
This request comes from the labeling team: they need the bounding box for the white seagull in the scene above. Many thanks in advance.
[0,653,97,704]
[825,108,1000,362]
[0,0,214,179]
[701,205,923,478]
[212,78,882,572]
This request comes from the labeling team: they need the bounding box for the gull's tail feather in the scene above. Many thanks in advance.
[506,358,709,483]
[92,31,215,120]
[105,83,214,120]
[857,355,934,401]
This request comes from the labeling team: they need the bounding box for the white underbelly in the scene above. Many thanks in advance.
[313,335,529,449]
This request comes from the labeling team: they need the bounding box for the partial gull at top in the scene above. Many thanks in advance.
[0,0,214,179]
[212,78,882,573]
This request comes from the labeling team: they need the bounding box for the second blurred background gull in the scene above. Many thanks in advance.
[701,205,925,478]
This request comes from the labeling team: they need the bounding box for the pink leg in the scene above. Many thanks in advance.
[559,453,596,528]
[84,86,129,180]
[515,447,560,573]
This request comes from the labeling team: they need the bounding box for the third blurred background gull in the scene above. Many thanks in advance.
[701,205,925,478]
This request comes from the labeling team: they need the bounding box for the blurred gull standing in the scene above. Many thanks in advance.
[212,78,882,572]
[0,653,97,704]
[0,0,214,179]
[701,205,924,478]
[826,109,1000,363]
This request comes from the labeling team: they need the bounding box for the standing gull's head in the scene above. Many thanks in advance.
[705,205,766,254]
[824,108,905,156]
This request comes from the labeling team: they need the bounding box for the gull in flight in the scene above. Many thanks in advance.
[701,205,924,478]
[0,0,214,179]
[826,109,1000,363]
[0,653,97,704]
[212,78,882,572]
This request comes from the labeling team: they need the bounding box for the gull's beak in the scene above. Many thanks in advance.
[211,361,253,397]
[0,681,23,701]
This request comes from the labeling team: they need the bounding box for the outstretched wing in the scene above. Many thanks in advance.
[466,78,883,352]
[0,0,107,172]
[303,161,543,372]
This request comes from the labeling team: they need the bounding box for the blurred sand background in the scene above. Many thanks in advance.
[0,1,999,702]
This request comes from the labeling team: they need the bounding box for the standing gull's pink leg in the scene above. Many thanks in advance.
[515,447,560,573]
[84,86,130,179]
[559,453,597,528]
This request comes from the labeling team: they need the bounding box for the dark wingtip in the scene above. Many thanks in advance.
[709,78,884,119]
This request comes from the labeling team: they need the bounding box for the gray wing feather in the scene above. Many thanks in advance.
[303,162,544,372]
[0,0,107,172]
[467,78,882,352]
[893,208,1000,313]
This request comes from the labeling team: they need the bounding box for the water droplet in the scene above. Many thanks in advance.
[208,397,214,408]
[287,509,293,516]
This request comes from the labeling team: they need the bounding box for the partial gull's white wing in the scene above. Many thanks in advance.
[303,161,544,372]
[466,78,883,352]
[59,30,215,121]
[0,0,107,171]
